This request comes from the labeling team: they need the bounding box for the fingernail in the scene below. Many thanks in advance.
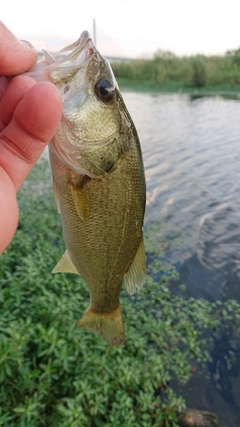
[20,40,37,53]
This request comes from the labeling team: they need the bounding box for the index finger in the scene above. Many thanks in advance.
[0,21,38,75]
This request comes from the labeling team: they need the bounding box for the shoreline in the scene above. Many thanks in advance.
[117,78,240,98]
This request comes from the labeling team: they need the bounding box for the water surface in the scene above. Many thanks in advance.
[122,92,240,426]
[124,92,240,301]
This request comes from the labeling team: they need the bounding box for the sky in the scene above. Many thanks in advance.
[2,0,240,57]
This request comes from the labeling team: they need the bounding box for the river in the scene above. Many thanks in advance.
[122,92,240,426]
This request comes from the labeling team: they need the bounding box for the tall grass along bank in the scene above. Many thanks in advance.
[112,48,240,94]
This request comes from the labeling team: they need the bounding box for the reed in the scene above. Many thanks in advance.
[112,49,240,91]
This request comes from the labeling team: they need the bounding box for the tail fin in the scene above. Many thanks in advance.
[75,304,125,345]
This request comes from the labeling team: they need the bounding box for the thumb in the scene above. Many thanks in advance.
[0,81,62,191]
[0,21,37,75]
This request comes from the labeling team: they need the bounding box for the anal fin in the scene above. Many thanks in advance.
[52,250,79,275]
[124,237,146,295]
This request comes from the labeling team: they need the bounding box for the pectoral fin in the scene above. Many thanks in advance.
[124,237,146,295]
[52,250,79,275]
[53,178,61,214]
[69,180,91,221]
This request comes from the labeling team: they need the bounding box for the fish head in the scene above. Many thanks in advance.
[44,31,129,177]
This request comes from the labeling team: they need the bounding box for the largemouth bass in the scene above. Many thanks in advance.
[25,31,146,345]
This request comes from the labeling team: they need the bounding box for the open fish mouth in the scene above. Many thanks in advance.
[50,31,96,68]
[58,31,93,56]
[22,31,98,83]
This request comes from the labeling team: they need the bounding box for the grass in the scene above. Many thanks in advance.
[1,159,240,426]
[112,49,240,96]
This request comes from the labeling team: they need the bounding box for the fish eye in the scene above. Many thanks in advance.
[95,78,115,103]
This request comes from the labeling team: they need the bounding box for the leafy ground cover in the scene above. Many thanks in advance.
[0,159,240,426]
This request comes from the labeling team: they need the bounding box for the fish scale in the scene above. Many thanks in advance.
[49,137,145,313]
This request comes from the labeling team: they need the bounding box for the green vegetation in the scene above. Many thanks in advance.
[112,48,240,94]
[1,159,240,426]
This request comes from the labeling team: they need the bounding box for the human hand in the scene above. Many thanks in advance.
[0,21,62,254]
